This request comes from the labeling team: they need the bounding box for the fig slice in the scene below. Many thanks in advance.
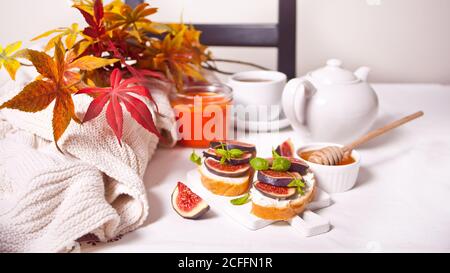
[287,157,309,174]
[254,181,297,200]
[210,140,256,153]
[204,158,250,178]
[257,170,301,187]
[171,182,209,219]
[275,139,295,157]
[203,148,253,165]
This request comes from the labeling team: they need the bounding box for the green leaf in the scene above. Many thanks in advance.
[220,156,227,165]
[190,150,202,166]
[250,157,269,171]
[229,148,244,158]
[230,193,251,206]
[271,157,291,172]
[287,178,306,195]
[215,148,228,157]
[214,146,244,164]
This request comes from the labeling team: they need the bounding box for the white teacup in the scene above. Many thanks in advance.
[228,71,287,121]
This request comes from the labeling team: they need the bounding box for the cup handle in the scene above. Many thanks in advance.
[282,78,312,138]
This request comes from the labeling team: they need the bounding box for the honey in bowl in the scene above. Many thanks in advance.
[299,149,356,166]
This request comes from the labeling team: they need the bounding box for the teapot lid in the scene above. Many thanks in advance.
[310,59,359,84]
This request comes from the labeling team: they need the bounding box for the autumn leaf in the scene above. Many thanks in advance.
[72,0,94,13]
[53,91,76,144]
[68,55,119,71]
[32,23,81,51]
[0,41,23,80]
[0,39,118,150]
[73,0,123,15]
[169,24,211,64]
[76,68,160,145]
[152,30,205,91]
[76,0,106,40]
[104,3,158,41]
[0,80,56,112]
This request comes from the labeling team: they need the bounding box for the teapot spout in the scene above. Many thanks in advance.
[354,66,371,81]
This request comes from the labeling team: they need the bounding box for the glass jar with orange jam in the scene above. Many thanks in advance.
[169,83,233,148]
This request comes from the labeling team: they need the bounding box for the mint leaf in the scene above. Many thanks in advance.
[190,150,202,166]
[271,157,291,171]
[229,148,244,158]
[215,148,228,157]
[288,178,306,195]
[230,193,251,205]
[214,146,244,164]
[250,157,269,171]
[220,156,227,165]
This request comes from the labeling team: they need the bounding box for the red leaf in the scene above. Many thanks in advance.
[82,93,109,122]
[77,87,109,95]
[76,7,96,28]
[121,94,161,138]
[94,0,104,24]
[83,27,98,38]
[121,85,159,113]
[76,0,105,40]
[76,68,160,144]
[106,95,123,145]
[110,68,122,88]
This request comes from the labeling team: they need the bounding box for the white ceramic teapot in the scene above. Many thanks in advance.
[282,59,379,144]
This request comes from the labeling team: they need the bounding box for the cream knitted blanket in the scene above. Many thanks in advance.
[0,67,178,252]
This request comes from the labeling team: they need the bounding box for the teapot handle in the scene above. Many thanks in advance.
[282,78,312,138]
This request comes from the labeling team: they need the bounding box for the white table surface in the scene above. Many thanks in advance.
[85,84,450,253]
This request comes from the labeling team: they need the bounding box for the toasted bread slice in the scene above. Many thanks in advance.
[198,165,253,196]
[251,171,316,221]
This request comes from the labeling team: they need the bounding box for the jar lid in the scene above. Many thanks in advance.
[310,59,358,84]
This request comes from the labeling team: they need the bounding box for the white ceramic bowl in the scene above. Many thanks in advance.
[297,142,361,193]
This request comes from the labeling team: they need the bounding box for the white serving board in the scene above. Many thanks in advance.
[186,169,332,236]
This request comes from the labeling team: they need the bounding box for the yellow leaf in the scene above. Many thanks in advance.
[66,40,91,62]
[142,22,171,34]
[4,41,22,55]
[65,24,79,49]
[68,56,119,71]
[31,29,64,41]
[0,41,23,80]
[4,58,20,80]
[182,64,205,81]
[105,0,124,14]
[44,34,64,52]
[0,80,56,112]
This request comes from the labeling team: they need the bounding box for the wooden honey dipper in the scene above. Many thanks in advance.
[307,111,424,165]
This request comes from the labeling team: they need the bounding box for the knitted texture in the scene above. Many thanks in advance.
[0,67,178,252]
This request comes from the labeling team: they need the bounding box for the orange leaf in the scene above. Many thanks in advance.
[2,40,81,151]
[68,55,119,71]
[24,49,58,81]
[52,91,75,148]
[0,80,56,112]
[55,40,66,80]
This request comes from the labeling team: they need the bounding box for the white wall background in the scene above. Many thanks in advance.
[0,0,449,83]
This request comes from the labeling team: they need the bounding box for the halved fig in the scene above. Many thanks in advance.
[254,181,297,200]
[171,182,209,219]
[203,148,253,165]
[210,140,256,153]
[204,158,250,177]
[275,139,295,157]
[257,170,301,187]
[287,157,309,174]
